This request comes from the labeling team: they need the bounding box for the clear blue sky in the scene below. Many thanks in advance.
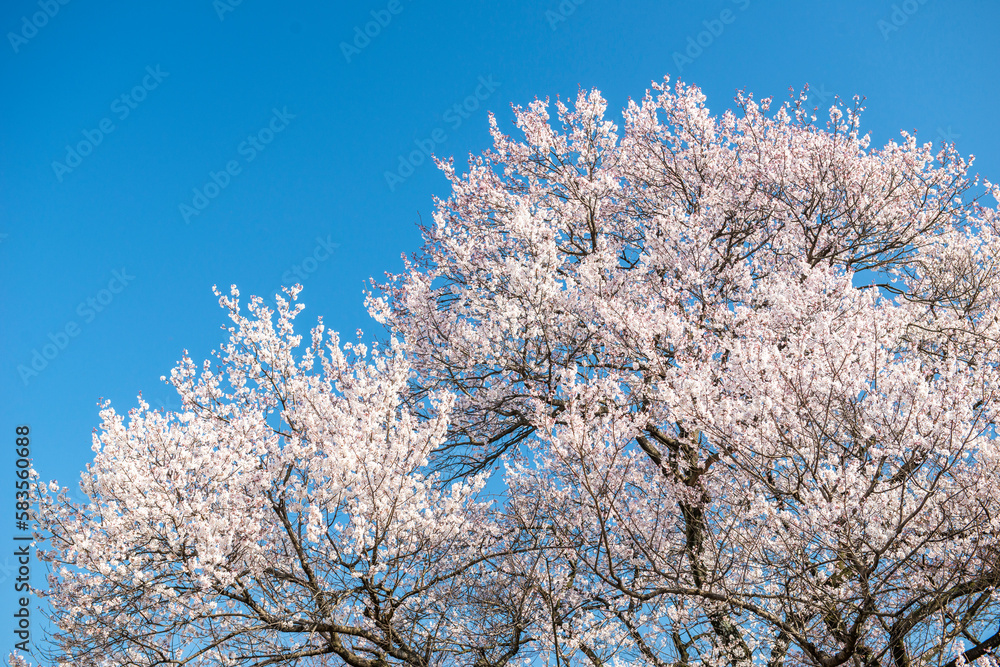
[1,0,998,658]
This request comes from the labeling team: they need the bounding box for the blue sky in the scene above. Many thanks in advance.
[1,0,999,658]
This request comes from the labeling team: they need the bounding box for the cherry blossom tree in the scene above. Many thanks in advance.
[21,77,1000,667]
[26,288,529,667]
[369,78,1000,666]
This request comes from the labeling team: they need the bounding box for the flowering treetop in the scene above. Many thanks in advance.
[22,78,1000,667]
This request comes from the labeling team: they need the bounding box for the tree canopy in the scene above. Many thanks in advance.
[21,77,1000,667]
